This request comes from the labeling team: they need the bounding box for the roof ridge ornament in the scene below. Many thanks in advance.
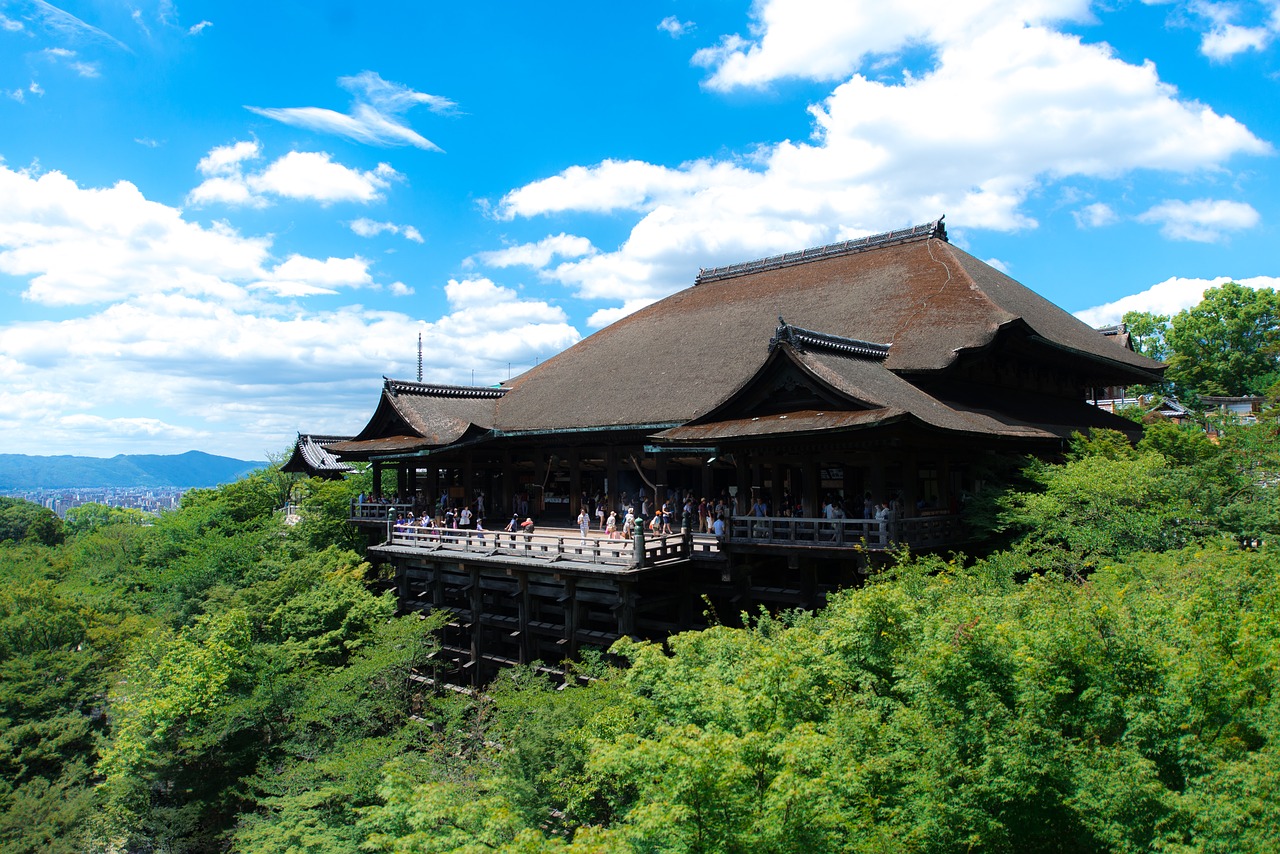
[769,317,891,360]
[695,217,947,285]
[383,377,507,398]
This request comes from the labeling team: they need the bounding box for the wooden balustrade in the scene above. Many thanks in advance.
[727,514,962,550]
[386,524,690,568]
[350,500,415,522]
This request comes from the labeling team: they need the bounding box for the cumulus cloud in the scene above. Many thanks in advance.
[1189,0,1279,59]
[188,19,212,35]
[474,233,597,268]
[1075,274,1280,326]
[0,162,579,456]
[188,143,400,207]
[1136,198,1260,241]
[587,298,659,328]
[491,1,1269,309]
[350,217,424,242]
[255,255,375,297]
[246,70,455,150]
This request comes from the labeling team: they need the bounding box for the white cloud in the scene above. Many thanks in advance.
[1073,202,1119,228]
[188,20,212,35]
[587,298,658,328]
[255,255,374,296]
[197,139,261,176]
[492,3,1269,309]
[39,47,101,77]
[251,152,398,204]
[692,0,1092,91]
[1136,198,1260,241]
[1190,0,1279,59]
[22,3,130,52]
[246,70,456,150]
[0,162,580,456]
[188,145,399,207]
[658,16,693,37]
[984,257,1011,274]
[1075,275,1280,326]
[350,217,424,243]
[475,233,597,268]
[1202,22,1272,57]
[389,281,414,296]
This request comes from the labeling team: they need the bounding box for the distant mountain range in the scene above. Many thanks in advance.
[0,451,268,490]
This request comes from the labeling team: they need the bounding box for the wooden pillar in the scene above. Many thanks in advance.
[617,580,636,637]
[655,455,668,508]
[561,576,578,659]
[469,566,483,685]
[768,460,784,515]
[734,455,751,516]
[371,461,383,496]
[606,447,620,512]
[568,449,581,516]
[501,449,514,518]
[805,459,821,518]
[870,458,885,505]
[903,450,919,514]
[517,572,531,665]
[463,453,474,506]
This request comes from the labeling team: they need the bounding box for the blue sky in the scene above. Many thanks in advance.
[1,0,1278,460]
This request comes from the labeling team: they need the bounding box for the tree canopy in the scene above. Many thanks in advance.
[1124,282,1280,398]
[2,427,1280,851]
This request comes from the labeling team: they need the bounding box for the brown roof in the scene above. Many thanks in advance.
[281,433,356,475]
[329,380,502,459]
[492,222,1161,432]
[656,344,1065,444]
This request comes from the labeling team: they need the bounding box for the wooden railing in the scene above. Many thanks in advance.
[728,514,962,551]
[350,500,415,522]
[385,524,691,568]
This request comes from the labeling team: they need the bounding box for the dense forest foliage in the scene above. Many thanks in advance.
[3,409,1280,852]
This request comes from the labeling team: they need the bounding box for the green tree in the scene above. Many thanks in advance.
[62,502,151,538]
[1165,282,1280,397]
[1122,309,1170,362]
[0,498,64,547]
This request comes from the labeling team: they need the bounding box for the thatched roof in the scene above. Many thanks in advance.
[333,220,1163,455]
[490,220,1161,433]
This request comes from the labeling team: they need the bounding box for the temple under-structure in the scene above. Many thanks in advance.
[318,219,1164,684]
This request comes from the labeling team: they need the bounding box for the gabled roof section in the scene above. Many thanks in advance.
[769,317,890,360]
[328,379,504,459]
[281,433,355,477]
[1096,323,1134,351]
[654,340,1066,445]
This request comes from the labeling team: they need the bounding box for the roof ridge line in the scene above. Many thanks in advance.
[694,217,946,285]
[384,377,507,398]
[769,317,891,360]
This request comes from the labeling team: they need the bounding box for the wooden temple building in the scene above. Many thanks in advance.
[320,219,1164,683]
